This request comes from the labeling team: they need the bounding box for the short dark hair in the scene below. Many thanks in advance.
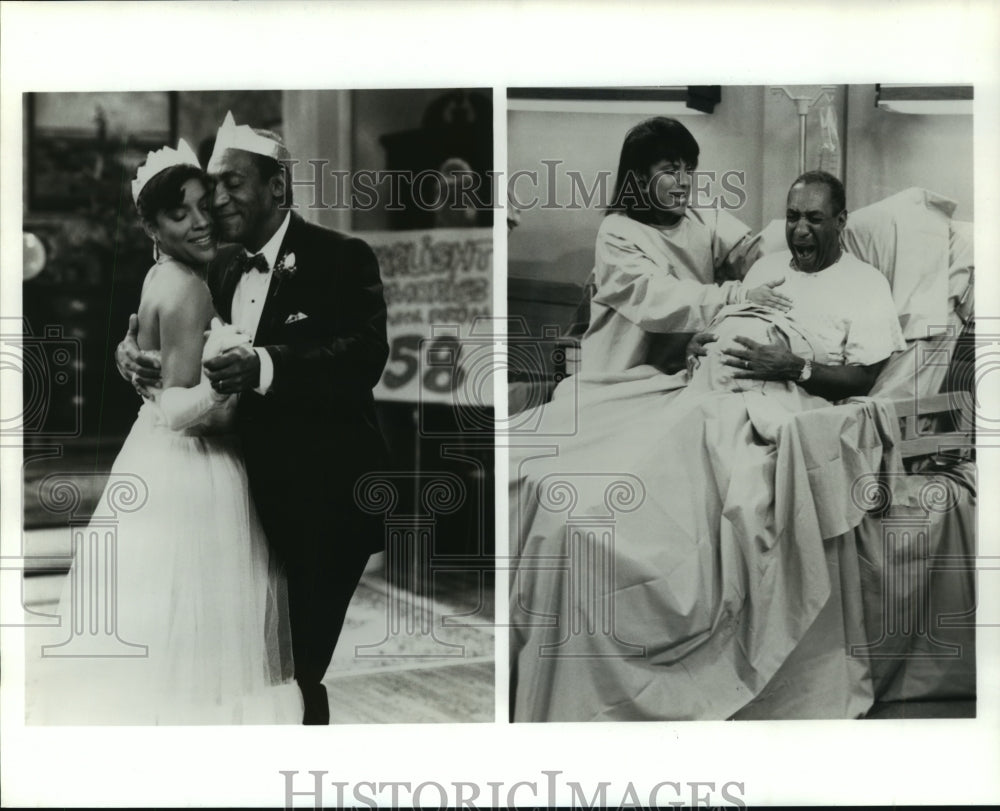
[135,164,208,225]
[791,170,846,215]
[250,153,282,182]
[608,117,700,222]
[247,153,293,208]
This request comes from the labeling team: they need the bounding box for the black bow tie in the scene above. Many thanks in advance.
[240,253,270,275]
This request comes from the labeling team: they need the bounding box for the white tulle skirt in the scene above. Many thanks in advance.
[30,403,302,725]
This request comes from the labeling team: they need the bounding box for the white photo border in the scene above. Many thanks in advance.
[2,0,998,807]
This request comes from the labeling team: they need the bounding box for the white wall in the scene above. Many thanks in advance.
[508,87,767,285]
[844,84,973,218]
[508,84,973,287]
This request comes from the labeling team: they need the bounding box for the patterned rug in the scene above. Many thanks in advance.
[324,577,494,723]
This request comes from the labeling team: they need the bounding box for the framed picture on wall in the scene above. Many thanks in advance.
[26,91,178,211]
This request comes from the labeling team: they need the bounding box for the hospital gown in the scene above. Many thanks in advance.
[582,208,760,375]
[510,250,906,722]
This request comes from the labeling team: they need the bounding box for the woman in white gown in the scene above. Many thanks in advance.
[32,141,301,724]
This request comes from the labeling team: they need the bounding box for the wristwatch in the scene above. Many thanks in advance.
[797,358,813,383]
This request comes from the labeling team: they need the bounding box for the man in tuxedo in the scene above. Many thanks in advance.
[117,113,389,724]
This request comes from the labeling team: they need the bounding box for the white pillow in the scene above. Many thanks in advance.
[842,188,956,340]
[948,220,974,324]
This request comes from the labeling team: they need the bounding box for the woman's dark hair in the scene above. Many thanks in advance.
[135,164,208,226]
[792,170,846,215]
[607,117,700,223]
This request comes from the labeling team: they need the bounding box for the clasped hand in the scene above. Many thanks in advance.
[203,342,260,394]
[116,313,259,396]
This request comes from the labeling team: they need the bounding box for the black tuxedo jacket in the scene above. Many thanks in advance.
[207,213,389,558]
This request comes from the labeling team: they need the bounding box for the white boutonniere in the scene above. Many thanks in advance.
[274,251,297,281]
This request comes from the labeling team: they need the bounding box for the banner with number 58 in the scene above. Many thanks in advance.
[364,227,493,405]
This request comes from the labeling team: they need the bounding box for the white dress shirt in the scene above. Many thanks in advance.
[230,212,291,395]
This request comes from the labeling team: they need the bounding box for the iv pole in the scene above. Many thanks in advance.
[770,86,837,174]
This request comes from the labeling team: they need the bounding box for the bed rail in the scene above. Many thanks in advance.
[889,391,974,459]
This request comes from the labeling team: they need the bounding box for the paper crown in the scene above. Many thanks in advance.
[207,111,290,172]
[131,138,201,203]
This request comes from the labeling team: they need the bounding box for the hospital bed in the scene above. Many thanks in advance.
[508,187,977,716]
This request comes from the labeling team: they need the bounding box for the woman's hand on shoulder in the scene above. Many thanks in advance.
[746,278,793,312]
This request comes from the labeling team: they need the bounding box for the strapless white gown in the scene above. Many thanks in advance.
[30,385,302,725]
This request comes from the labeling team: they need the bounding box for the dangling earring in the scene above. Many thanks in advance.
[153,240,160,261]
